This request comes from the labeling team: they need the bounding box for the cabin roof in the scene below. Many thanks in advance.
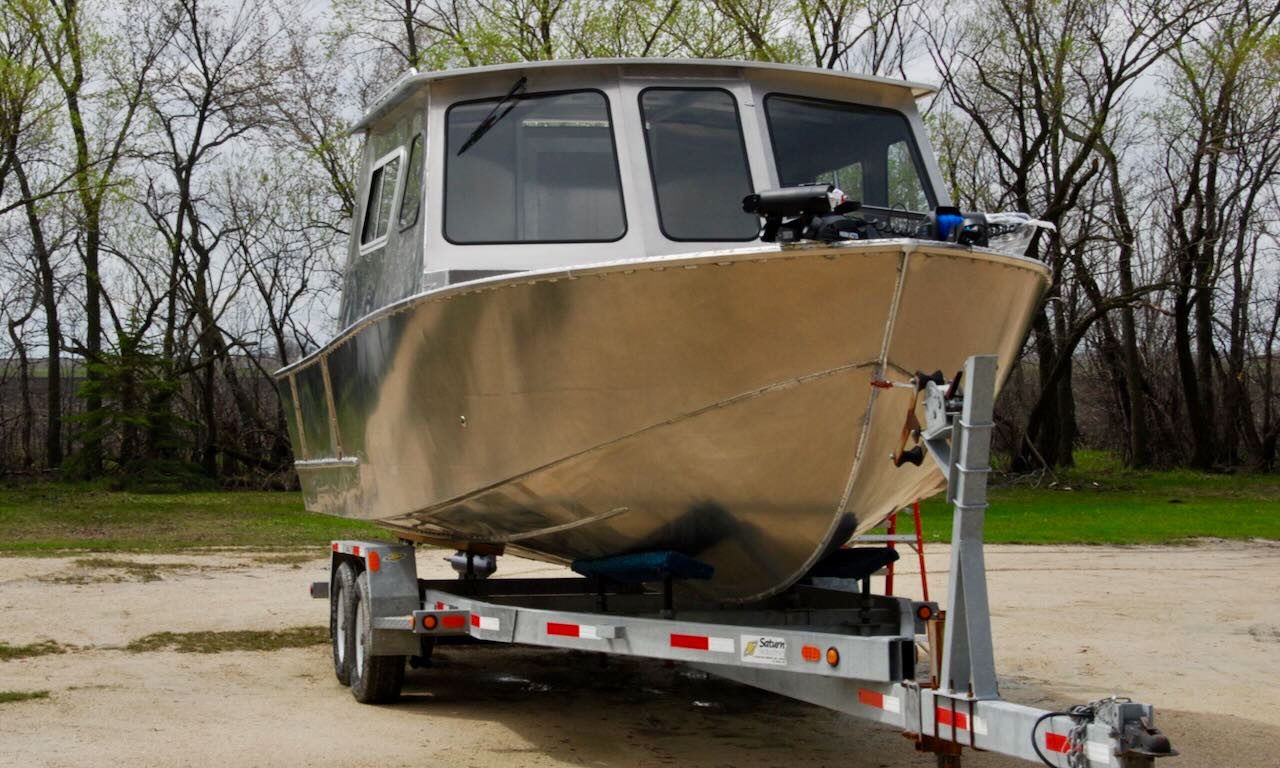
[352,58,938,132]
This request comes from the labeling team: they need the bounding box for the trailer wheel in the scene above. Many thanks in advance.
[331,561,357,685]
[349,570,405,704]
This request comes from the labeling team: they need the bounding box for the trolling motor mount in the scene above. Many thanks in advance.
[742,183,877,243]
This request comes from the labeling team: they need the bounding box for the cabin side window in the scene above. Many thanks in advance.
[764,95,934,213]
[360,149,403,248]
[399,133,425,230]
[639,88,758,241]
[445,89,626,243]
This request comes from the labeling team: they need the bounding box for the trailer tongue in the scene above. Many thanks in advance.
[312,356,1176,768]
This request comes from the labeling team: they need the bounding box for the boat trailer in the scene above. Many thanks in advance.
[312,355,1176,767]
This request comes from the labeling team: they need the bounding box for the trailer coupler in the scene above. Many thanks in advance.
[1028,698,1175,767]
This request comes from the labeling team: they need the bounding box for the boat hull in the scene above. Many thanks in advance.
[278,242,1049,602]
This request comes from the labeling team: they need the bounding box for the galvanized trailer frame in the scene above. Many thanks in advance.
[313,356,1175,768]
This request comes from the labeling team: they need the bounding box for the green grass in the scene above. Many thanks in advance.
[0,481,386,553]
[1,452,1277,553]
[0,641,68,661]
[124,627,327,653]
[0,690,50,703]
[916,450,1280,544]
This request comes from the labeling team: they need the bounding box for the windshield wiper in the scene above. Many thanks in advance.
[456,76,528,156]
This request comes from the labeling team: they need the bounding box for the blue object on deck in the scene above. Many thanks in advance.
[805,547,899,581]
[936,213,965,240]
[572,551,715,583]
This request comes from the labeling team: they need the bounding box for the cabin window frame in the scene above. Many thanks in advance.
[637,86,759,243]
[761,93,937,213]
[398,132,426,232]
[359,145,407,254]
[442,87,629,246]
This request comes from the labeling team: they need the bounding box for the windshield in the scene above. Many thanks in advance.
[639,88,758,241]
[764,95,934,214]
[445,90,626,244]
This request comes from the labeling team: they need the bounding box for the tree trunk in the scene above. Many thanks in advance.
[1014,308,1061,471]
[6,313,35,469]
[10,155,62,468]
[1173,269,1212,470]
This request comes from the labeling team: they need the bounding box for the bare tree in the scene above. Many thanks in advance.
[796,0,922,74]
[925,0,1208,469]
[10,0,172,473]
[0,3,70,467]
[138,0,279,474]
[1158,0,1280,469]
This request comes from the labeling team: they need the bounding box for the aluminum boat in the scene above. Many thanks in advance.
[276,60,1050,603]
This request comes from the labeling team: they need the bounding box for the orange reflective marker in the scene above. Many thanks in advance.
[826,647,840,667]
[423,614,438,631]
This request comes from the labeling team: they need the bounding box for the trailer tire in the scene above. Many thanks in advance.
[331,561,357,685]
[349,570,405,704]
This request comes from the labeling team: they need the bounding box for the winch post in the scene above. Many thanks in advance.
[928,355,999,701]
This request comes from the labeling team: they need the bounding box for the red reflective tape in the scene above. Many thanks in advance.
[470,614,480,627]
[352,545,361,557]
[1045,733,1070,754]
[440,615,465,630]
[858,689,884,709]
[936,708,968,730]
[331,542,338,552]
[547,622,580,637]
[670,633,709,650]
[435,601,445,610]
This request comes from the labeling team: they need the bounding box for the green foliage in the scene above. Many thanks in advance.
[67,325,185,478]
[332,0,818,70]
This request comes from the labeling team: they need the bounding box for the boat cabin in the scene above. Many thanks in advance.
[342,59,945,328]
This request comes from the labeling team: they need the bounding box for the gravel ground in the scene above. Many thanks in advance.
[1,541,1276,768]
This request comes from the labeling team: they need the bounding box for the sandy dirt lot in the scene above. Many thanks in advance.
[1,541,1276,768]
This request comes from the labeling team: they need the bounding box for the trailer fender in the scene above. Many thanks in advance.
[329,541,419,656]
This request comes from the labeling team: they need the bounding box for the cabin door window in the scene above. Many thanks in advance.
[639,88,758,241]
[764,95,935,214]
[445,89,626,243]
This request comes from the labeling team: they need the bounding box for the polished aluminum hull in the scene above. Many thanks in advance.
[278,241,1049,602]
